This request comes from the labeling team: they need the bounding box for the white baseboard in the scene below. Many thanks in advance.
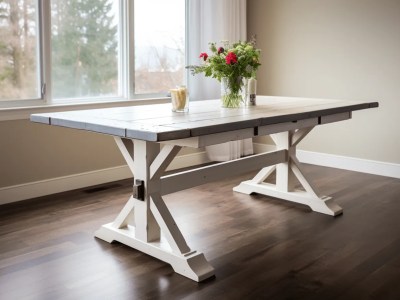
[0,151,211,205]
[296,150,400,179]
[0,166,131,205]
[254,143,400,179]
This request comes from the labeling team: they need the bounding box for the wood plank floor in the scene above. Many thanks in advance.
[1,164,399,300]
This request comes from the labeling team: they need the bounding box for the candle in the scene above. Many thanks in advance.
[248,78,257,95]
[248,78,257,105]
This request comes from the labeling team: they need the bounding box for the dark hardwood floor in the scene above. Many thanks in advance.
[1,164,400,300]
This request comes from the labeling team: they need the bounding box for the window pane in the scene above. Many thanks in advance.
[51,0,120,100]
[134,0,185,94]
[0,0,40,100]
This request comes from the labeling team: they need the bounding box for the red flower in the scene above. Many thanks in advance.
[217,47,224,54]
[199,52,208,61]
[225,52,238,65]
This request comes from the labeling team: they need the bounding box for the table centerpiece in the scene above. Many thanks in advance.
[187,38,261,108]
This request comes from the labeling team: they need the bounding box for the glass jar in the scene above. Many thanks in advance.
[170,85,189,112]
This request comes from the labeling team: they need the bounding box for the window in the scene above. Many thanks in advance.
[0,0,41,101]
[0,0,186,106]
[51,0,121,100]
[134,0,185,95]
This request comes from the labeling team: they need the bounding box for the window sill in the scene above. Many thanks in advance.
[0,97,170,121]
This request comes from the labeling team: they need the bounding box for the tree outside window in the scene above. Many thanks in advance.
[51,0,119,99]
[0,0,39,101]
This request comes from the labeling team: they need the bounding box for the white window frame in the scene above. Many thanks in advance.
[0,0,187,120]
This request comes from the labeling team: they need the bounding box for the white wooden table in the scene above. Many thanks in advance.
[31,96,378,282]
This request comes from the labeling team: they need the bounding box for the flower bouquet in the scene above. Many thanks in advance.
[187,38,261,108]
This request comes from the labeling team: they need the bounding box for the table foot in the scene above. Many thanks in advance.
[233,181,343,216]
[233,130,343,217]
[95,223,215,282]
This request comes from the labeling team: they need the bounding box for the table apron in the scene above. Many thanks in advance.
[163,112,351,148]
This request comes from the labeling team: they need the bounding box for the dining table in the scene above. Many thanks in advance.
[31,96,378,282]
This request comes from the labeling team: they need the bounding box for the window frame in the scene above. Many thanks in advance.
[0,0,187,117]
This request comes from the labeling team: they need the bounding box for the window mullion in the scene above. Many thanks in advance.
[119,0,130,100]
[185,0,189,88]
[127,0,135,99]
[39,0,52,103]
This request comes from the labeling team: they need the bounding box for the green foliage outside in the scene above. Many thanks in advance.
[0,0,38,99]
[51,0,118,99]
[0,0,118,100]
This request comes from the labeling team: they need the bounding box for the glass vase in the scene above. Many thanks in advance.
[220,77,246,108]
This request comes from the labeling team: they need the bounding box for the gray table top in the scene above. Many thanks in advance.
[30,96,378,142]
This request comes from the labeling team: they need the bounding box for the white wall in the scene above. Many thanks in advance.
[248,0,400,164]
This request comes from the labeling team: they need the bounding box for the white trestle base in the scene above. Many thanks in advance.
[95,224,214,281]
[233,129,343,216]
[96,124,344,282]
[233,181,342,216]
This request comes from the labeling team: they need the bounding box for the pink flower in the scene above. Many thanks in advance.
[217,47,224,54]
[199,52,208,61]
[225,52,238,65]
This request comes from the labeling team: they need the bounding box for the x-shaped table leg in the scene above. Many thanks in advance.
[234,128,343,216]
[95,137,215,281]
